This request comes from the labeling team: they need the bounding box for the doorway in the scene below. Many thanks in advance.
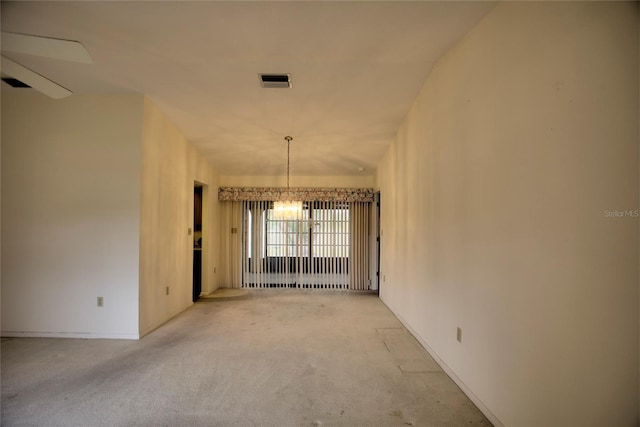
[193,183,204,302]
[375,192,381,294]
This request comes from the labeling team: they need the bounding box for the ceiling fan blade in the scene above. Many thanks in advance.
[1,32,92,64]
[2,56,72,99]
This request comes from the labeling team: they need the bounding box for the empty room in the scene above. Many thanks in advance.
[1,1,638,426]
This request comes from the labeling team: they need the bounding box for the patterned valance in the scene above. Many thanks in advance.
[218,187,374,203]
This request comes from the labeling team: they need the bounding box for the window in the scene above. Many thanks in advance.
[311,207,349,258]
[264,204,348,258]
[237,199,370,290]
[266,208,310,257]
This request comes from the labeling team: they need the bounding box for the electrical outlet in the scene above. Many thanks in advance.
[188,228,192,236]
[383,275,386,282]
[97,297,104,307]
[166,286,170,296]
[457,327,462,343]
[214,267,217,274]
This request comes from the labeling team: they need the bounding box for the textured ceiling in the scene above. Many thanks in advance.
[1,1,495,176]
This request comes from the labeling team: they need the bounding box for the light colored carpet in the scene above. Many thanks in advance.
[1,291,491,426]
[199,288,250,299]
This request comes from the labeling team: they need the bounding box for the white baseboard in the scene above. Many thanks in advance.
[1,330,140,340]
[379,297,504,427]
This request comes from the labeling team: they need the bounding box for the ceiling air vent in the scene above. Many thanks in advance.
[2,77,31,88]
[259,73,291,88]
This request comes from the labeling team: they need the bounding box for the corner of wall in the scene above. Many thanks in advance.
[139,97,221,336]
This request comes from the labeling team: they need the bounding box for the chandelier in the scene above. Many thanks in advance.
[273,136,303,220]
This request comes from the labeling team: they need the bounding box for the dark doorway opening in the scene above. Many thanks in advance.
[193,184,203,302]
[375,192,381,294]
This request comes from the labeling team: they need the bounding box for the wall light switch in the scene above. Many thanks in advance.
[166,286,170,296]
[97,297,104,307]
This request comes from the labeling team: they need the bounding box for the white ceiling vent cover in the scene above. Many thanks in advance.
[259,73,292,88]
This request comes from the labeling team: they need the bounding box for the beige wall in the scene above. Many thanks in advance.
[1,93,143,339]
[1,93,221,339]
[139,97,220,337]
[377,2,638,426]
[220,175,374,188]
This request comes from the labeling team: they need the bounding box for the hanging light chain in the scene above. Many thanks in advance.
[273,136,302,221]
[285,136,293,190]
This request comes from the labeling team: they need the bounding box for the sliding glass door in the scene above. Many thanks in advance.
[242,201,365,289]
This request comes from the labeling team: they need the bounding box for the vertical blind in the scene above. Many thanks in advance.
[220,200,371,290]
